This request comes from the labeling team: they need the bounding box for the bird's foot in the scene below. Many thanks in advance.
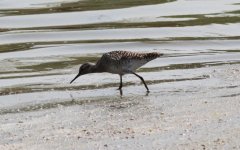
[119,89,123,97]
[117,87,122,90]
[145,90,150,96]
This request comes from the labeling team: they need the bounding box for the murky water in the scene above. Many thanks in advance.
[0,0,240,114]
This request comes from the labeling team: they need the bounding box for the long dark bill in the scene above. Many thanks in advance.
[70,74,81,84]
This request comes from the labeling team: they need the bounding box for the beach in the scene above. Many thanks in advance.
[0,0,240,149]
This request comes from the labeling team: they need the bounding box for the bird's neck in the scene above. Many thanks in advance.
[89,64,103,73]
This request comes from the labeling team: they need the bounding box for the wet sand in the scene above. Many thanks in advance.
[1,64,240,150]
[1,0,240,149]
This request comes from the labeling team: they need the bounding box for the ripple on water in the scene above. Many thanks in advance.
[0,0,240,113]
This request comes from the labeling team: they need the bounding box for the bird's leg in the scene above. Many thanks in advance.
[119,89,123,97]
[118,75,123,90]
[131,72,149,92]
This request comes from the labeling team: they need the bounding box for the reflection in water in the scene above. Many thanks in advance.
[0,0,175,16]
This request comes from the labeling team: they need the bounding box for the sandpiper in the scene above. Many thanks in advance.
[70,50,163,92]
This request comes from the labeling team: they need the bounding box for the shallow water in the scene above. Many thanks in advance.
[0,0,240,114]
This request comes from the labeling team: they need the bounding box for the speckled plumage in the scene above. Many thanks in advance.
[70,50,163,92]
[105,50,162,60]
[97,51,163,74]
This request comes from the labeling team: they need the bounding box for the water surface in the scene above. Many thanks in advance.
[0,0,240,114]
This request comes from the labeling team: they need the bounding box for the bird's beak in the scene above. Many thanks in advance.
[70,73,81,84]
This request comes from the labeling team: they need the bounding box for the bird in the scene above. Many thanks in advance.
[70,50,163,92]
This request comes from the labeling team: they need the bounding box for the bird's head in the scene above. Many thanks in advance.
[70,63,93,84]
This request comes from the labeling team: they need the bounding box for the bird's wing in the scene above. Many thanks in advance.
[106,50,162,61]
[96,51,163,73]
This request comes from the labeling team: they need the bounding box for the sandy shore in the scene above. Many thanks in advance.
[1,0,240,149]
[1,64,240,150]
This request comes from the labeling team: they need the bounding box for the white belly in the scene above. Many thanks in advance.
[122,59,148,72]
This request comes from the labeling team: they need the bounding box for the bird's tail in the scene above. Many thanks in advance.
[145,52,163,59]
